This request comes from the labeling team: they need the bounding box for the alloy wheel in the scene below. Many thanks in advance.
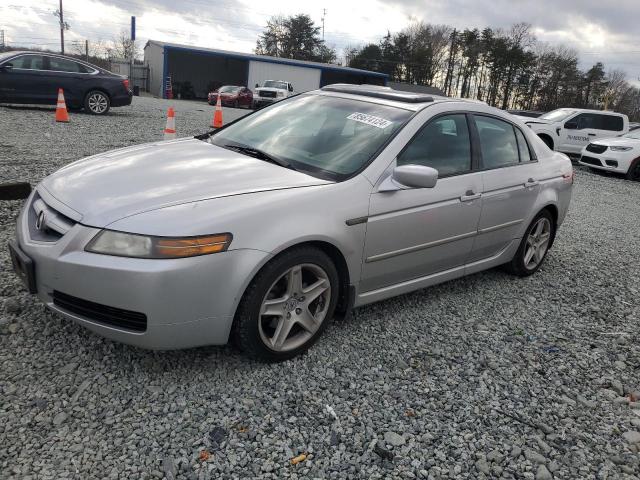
[88,93,109,114]
[258,263,331,352]
[524,217,551,270]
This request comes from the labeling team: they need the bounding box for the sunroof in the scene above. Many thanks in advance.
[321,84,434,104]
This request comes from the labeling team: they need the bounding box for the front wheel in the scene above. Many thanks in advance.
[233,247,339,361]
[625,158,640,181]
[84,90,110,115]
[504,210,555,276]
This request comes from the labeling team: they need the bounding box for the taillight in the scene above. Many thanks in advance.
[562,170,574,184]
[122,79,130,90]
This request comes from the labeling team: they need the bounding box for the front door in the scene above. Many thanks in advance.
[469,115,540,262]
[559,113,625,154]
[0,54,48,103]
[360,113,483,293]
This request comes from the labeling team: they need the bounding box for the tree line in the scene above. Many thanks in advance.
[345,23,639,120]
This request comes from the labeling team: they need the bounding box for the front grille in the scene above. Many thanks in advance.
[580,156,602,166]
[53,291,147,332]
[29,193,76,242]
[586,143,608,154]
[259,90,277,98]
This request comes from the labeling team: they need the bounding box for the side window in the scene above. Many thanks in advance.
[8,55,45,70]
[47,57,83,73]
[397,114,471,176]
[475,116,519,169]
[574,113,600,130]
[514,128,532,162]
[601,115,623,131]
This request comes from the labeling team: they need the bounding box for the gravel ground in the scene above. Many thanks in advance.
[1,97,640,480]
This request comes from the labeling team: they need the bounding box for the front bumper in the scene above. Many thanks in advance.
[12,192,270,349]
[579,153,632,174]
[253,97,280,108]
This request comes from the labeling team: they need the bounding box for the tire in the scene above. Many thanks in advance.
[84,90,110,115]
[539,135,553,150]
[233,247,340,361]
[504,210,555,277]
[625,158,640,181]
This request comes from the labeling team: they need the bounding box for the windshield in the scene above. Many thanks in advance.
[218,86,240,93]
[209,94,413,181]
[0,52,16,63]
[539,108,577,122]
[623,131,640,140]
[263,81,288,89]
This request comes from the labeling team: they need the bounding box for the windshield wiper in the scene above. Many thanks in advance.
[223,144,294,170]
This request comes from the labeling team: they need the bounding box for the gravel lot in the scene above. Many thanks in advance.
[1,96,640,480]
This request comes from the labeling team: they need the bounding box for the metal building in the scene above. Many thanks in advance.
[143,40,388,99]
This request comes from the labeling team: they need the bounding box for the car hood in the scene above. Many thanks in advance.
[516,116,550,126]
[591,136,640,147]
[40,138,331,227]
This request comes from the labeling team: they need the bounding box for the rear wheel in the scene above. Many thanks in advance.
[84,90,110,115]
[233,247,339,361]
[625,158,640,181]
[504,210,555,277]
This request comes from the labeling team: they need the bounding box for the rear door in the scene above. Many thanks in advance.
[469,114,540,262]
[0,54,48,103]
[43,56,94,106]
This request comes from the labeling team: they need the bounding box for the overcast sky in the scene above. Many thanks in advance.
[2,0,638,85]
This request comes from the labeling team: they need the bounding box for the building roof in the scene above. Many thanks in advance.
[144,40,388,78]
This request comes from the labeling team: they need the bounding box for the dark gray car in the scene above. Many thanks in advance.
[0,51,132,114]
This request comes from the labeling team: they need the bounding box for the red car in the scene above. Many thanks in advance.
[207,85,253,108]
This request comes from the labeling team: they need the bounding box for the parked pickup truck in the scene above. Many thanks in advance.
[253,80,294,108]
[515,108,629,155]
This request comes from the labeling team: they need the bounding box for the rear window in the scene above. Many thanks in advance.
[47,57,89,73]
[601,115,624,132]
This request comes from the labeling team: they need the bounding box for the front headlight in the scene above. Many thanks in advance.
[85,230,232,259]
[610,146,632,152]
[277,91,285,97]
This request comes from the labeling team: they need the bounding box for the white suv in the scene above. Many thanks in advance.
[516,109,629,155]
[579,130,640,181]
[253,80,294,108]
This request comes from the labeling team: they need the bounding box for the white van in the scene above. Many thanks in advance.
[516,108,629,155]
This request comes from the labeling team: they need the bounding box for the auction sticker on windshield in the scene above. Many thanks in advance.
[347,112,393,129]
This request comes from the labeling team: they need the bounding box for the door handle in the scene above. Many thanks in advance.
[588,133,596,136]
[460,190,481,202]
[524,178,539,188]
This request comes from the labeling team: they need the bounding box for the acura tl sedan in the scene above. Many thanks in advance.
[9,84,573,360]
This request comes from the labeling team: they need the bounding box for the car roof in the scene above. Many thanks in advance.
[316,84,484,112]
[1,50,104,71]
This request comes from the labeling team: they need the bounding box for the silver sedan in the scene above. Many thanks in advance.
[9,84,573,360]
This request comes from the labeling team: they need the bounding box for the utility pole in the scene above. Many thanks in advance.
[59,0,64,54]
[85,39,88,62]
[0,30,5,51]
[321,9,326,41]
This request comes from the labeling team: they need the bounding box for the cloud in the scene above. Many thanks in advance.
[1,0,638,84]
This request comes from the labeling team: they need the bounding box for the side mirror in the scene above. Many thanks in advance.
[379,164,439,192]
[288,85,294,92]
[564,121,578,130]
[255,83,259,88]
[0,63,13,71]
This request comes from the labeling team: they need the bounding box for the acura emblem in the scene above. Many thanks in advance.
[36,211,46,230]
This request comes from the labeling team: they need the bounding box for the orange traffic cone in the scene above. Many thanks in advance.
[55,88,69,123]
[164,107,176,139]
[211,93,223,128]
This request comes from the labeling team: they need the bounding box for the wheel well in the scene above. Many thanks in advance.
[84,88,111,102]
[541,204,558,248]
[296,241,351,314]
[538,133,554,149]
